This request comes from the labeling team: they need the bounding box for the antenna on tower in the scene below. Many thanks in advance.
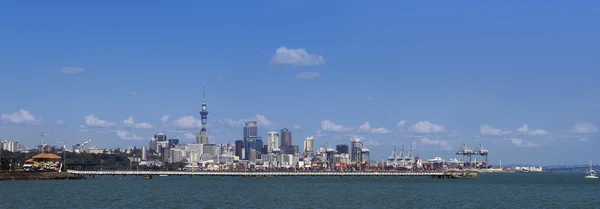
[203,85,206,101]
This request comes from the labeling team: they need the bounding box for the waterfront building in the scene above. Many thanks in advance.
[267,132,280,153]
[303,136,314,155]
[23,153,62,170]
[280,128,292,149]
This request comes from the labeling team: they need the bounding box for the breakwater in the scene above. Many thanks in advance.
[0,171,82,181]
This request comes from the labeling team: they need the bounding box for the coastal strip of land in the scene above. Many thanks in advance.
[0,171,82,181]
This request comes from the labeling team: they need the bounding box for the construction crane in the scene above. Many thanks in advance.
[41,132,50,153]
[73,138,92,153]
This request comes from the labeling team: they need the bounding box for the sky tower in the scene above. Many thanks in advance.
[196,86,209,144]
[200,86,209,126]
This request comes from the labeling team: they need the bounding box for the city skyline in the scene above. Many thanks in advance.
[1,1,600,165]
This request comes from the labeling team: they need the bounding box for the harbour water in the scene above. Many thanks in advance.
[1,173,599,208]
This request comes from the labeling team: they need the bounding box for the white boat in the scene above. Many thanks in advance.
[159,174,169,177]
[585,160,598,179]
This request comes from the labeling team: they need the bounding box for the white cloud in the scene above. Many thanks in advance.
[122,116,155,129]
[270,47,324,66]
[570,122,598,134]
[60,66,84,74]
[517,124,550,136]
[409,121,446,134]
[509,138,539,148]
[292,124,302,130]
[479,124,511,136]
[321,120,353,132]
[396,120,407,128]
[84,115,117,128]
[1,109,40,125]
[419,138,452,151]
[183,132,196,140]
[296,72,321,79]
[315,130,326,137]
[218,114,277,129]
[160,115,170,124]
[56,120,65,125]
[255,114,276,128]
[172,116,203,129]
[358,122,391,134]
[129,90,139,96]
[115,130,143,140]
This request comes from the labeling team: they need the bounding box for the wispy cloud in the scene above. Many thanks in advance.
[509,138,539,148]
[116,130,144,140]
[218,114,278,130]
[83,114,116,128]
[121,117,154,129]
[358,122,391,134]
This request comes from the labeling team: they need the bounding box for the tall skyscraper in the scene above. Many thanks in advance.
[244,121,258,138]
[267,132,280,153]
[243,121,258,160]
[197,86,209,144]
[235,140,244,159]
[280,128,292,149]
[255,137,264,154]
[154,132,167,142]
[303,136,314,154]
[350,138,363,163]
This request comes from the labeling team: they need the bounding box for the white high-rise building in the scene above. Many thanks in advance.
[2,140,17,152]
[303,136,314,154]
[267,132,280,153]
[141,146,147,160]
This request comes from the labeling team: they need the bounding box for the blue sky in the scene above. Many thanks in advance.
[1,1,599,165]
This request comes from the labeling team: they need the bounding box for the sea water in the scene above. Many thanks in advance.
[1,173,599,208]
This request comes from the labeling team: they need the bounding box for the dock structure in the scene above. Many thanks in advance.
[67,170,477,179]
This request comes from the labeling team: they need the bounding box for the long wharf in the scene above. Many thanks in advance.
[67,170,478,179]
